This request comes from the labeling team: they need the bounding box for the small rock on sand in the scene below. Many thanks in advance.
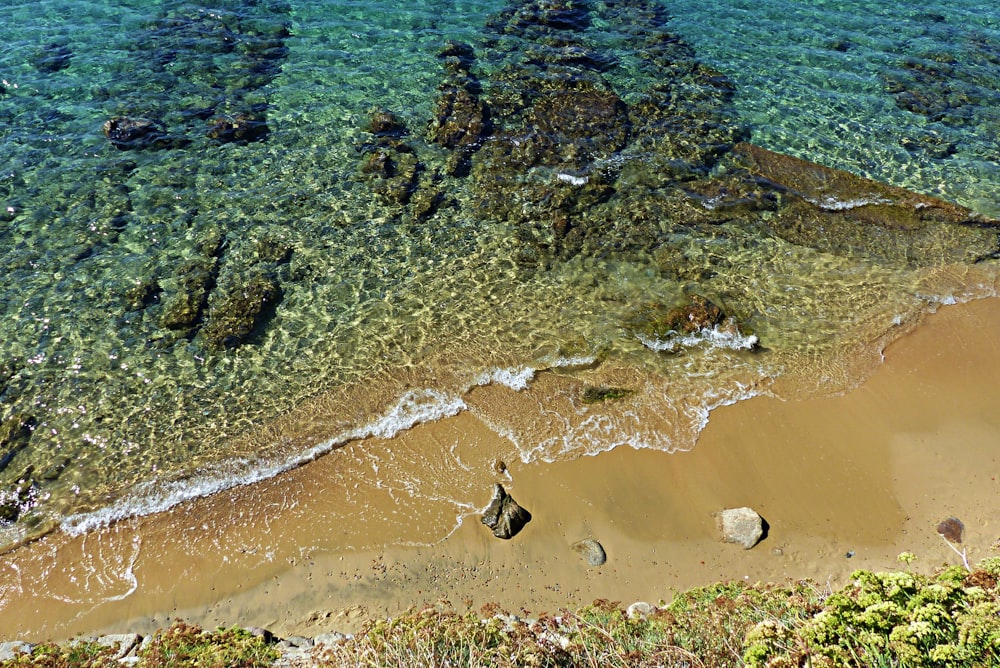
[571,538,607,566]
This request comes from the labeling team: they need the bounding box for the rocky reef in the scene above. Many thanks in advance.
[100,1,290,149]
[357,0,999,275]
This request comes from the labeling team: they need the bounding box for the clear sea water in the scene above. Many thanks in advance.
[1,0,998,551]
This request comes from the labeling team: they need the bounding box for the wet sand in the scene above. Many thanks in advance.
[1,297,999,643]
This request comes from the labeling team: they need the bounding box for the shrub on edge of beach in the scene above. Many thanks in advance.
[4,558,1000,667]
[0,622,278,668]
[744,556,1000,667]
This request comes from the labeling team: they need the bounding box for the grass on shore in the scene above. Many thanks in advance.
[0,623,278,668]
[4,555,999,667]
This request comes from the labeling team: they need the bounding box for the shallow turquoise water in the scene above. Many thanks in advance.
[0,0,998,548]
[670,0,1000,217]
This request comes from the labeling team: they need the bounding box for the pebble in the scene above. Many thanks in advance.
[626,601,656,619]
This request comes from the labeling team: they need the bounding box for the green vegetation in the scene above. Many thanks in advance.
[1,622,278,668]
[314,558,1000,668]
[4,557,999,667]
[744,556,1000,667]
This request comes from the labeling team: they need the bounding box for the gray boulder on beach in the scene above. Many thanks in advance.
[481,484,531,539]
[572,538,607,566]
[715,507,766,549]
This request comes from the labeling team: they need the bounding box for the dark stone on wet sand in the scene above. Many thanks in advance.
[481,483,531,539]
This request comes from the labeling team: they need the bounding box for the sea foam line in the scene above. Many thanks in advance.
[62,351,600,535]
[638,325,759,353]
[805,194,893,211]
[61,388,467,535]
[474,353,599,391]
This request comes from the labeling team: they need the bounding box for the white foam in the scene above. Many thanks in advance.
[61,388,467,535]
[345,388,467,441]
[556,173,588,186]
[638,325,759,353]
[513,380,764,465]
[550,353,599,369]
[475,354,598,391]
[476,366,536,391]
[805,195,893,211]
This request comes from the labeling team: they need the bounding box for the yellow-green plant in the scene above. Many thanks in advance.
[744,560,1000,667]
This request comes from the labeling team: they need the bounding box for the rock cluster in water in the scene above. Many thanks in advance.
[357,0,999,275]
[90,2,294,348]
[99,3,289,150]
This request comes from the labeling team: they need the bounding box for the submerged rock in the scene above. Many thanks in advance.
[158,258,218,331]
[206,109,269,144]
[731,143,1000,266]
[364,109,408,138]
[715,507,766,549]
[103,117,173,151]
[481,483,531,539]
[32,42,72,73]
[358,139,421,206]
[0,414,35,473]
[571,538,607,566]
[0,466,37,524]
[632,295,725,338]
[581,386,633,404]
[201,273,283,349]
[124,278,162,312]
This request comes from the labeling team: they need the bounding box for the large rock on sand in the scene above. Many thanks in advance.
[481,484,531,539]
[715,507,766,549]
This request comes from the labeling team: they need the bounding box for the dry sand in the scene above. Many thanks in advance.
[1,297,999,643]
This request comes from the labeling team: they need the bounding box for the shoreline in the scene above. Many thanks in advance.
[2,296,1000,643]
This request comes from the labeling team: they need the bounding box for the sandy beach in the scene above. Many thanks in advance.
[2,296,999,643]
